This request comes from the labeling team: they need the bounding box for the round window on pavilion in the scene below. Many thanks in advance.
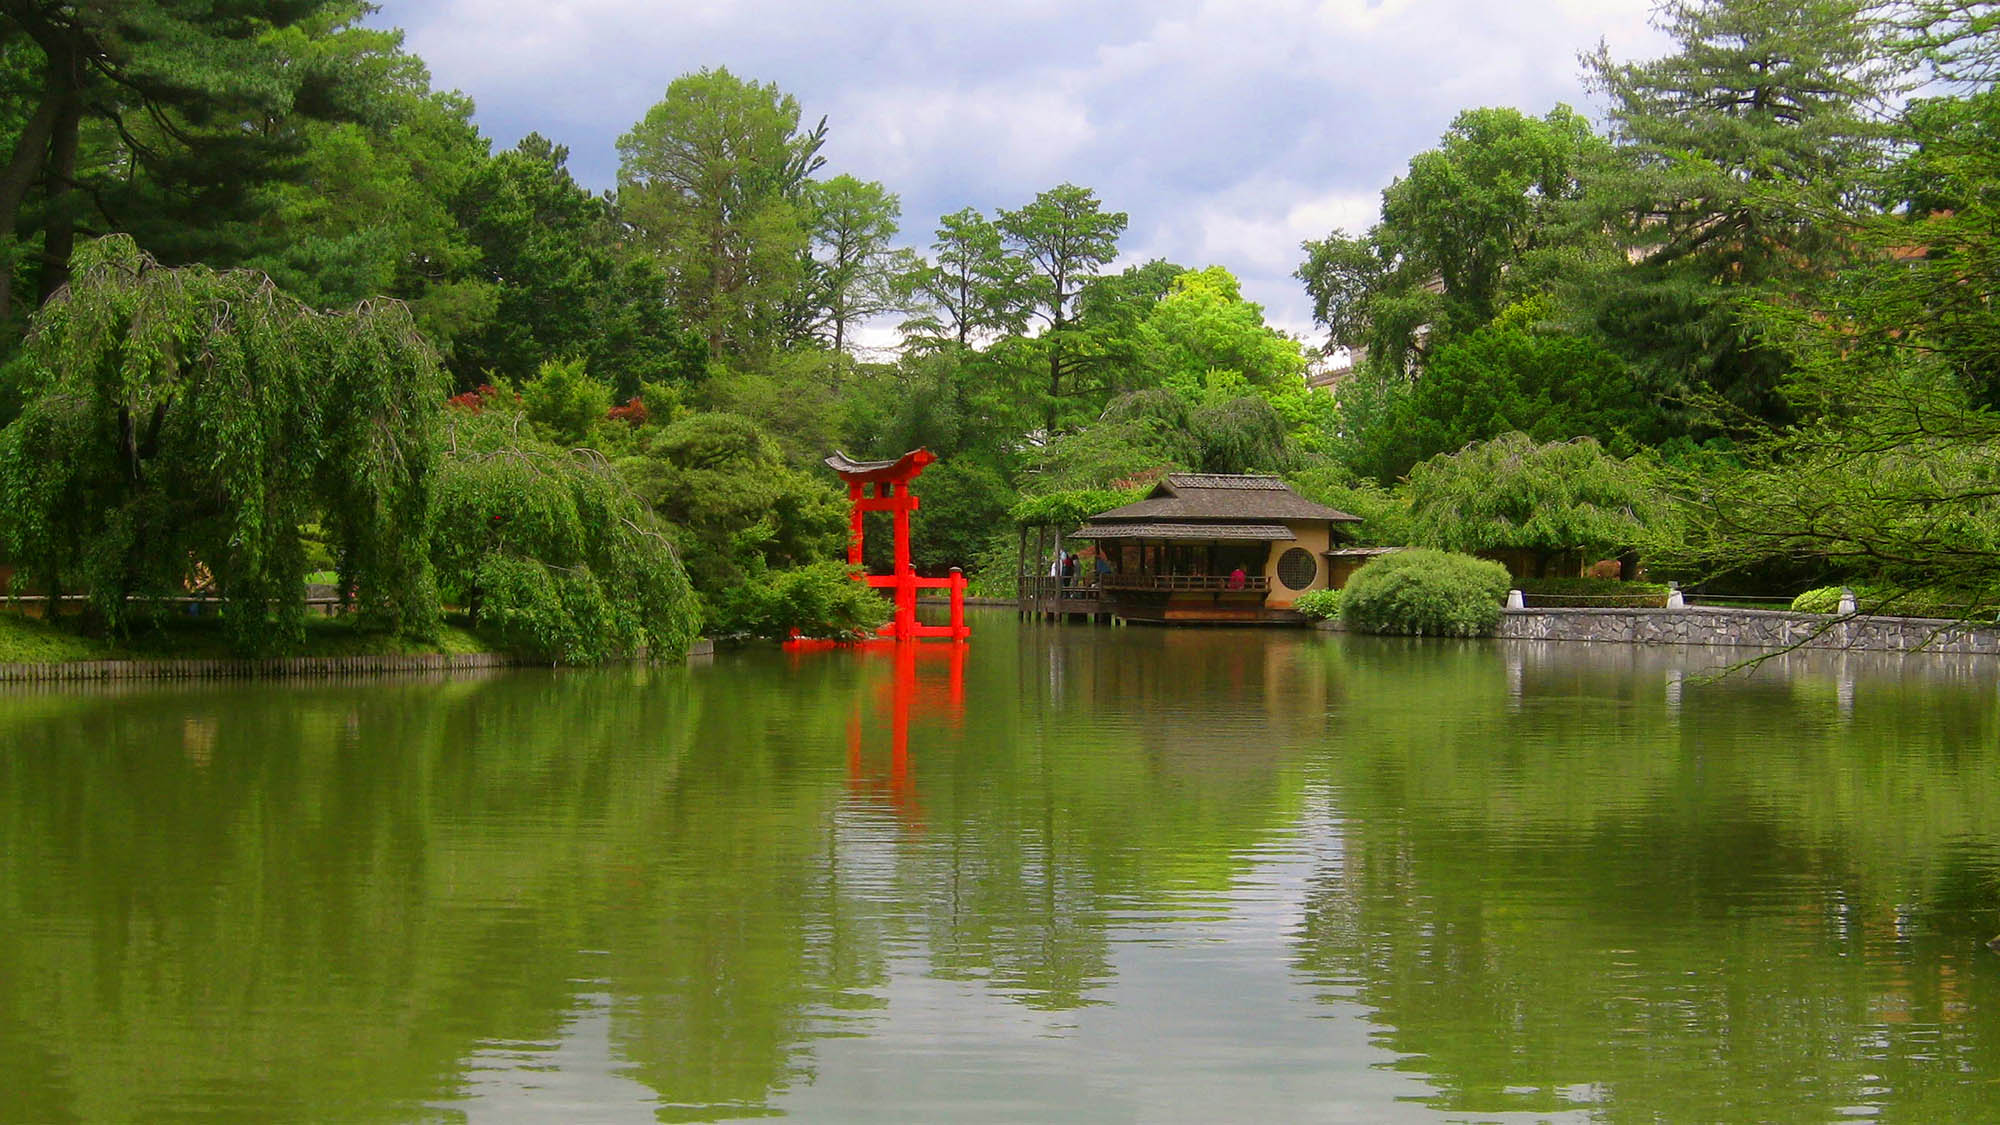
[1277,547,1317,591]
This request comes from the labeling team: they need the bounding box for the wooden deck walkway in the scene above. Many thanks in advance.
[1016,576,1114,622]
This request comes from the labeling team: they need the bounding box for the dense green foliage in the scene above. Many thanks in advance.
[1338,549,1512,636]
[617,67,827,357]
[1329,306,1655,484]
[3,0,1996,636]
[618,411,847,631]
[723,559,890,641]
[1298,105,1606,374]
[1291,588,1343,620]
[0,236,441,650]
[1517,577,1670,607]
[431,407,700,663]
[1406,434,1664,578]
[1578,0,1899,426]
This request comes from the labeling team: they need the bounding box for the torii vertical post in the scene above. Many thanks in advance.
[822,448,970,643]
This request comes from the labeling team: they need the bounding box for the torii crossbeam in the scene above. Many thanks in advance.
[821,448,969,643]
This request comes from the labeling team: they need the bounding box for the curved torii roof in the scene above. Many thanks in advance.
[824,448,936,484]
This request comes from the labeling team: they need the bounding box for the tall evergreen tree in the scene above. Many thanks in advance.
[1580,0,1905,424]
[996,183,1126,435]
[452,134,703,395]
[901,207,1026,353]
[800,173,903,354]
[1297,105,1607,373]
[0,0,388,328]
[615,67,827,358]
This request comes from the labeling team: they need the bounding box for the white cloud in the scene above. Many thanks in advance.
[376,0,1672,340]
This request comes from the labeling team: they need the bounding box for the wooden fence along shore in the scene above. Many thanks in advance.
[0,652,525,684]
[0,640,718,684]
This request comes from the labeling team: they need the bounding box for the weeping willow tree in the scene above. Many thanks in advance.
[1405,433,1667,578]
[0,235,443,650]
[431,406,701,663]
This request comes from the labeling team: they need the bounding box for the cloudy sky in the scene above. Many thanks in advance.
[373,0,1671,342]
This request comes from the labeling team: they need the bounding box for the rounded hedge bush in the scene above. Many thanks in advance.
[1338,548,1512,637]
[1291,588,1344,620]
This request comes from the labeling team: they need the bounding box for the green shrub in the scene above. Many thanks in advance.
[431,409,700,664]
[1788,585,2000,618]
[722,561,891,641]
[1520,576,1670,608]
[1860,587,2000,619]
[520,357,612,447]
[1292,588,1344,620]
[1791,586,1846,614]
[1339,548,1511,637]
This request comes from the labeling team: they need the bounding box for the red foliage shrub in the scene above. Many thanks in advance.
[607,396,649,428]
[448,384,501,413]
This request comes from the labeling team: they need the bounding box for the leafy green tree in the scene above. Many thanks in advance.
[1318,364,1431,487]
[519,357,611,448]
[1188,396,1290,474]
[0,235,441,648]
[0,1,308,321]
[697,348,851,467]
[236,24,489,334]
[1067,257,1184,384]
[453,134,706,396]
[1135,265,1305,400]
[723,558,888,640]
[1658,372,2000,597]
[616,67,827,357]
[839,350,972,462]
[1580,0,1903,424]
[905,455,1015,576]
[1645,6,2000,598]
[901,207,1027,352]
[1297,105,1607,372]
[1338,301,1656,482]
[1027,388,1196,491]
[618,411,847,628]
[1285,466,1413,546]
[1405,432,1665,577]
[1899,0,2000,85]
[996,183,1127,433]
[431,405,699,663]
[0,3,480,338]
[1862,89,2000,404]
[801,173,905,353]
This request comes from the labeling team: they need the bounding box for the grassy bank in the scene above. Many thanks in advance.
[0,612,500,666]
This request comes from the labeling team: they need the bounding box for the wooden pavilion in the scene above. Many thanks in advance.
[1022,474,1362,625]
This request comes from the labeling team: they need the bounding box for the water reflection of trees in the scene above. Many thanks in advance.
[0,622,1320,1122]
[1295,637,2000,1121]
[15,629,1989,1121]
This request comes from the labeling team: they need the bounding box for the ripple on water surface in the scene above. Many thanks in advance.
[4,616,2000,1122]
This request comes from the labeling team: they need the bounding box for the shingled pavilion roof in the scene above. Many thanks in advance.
[1069,474,1359,541]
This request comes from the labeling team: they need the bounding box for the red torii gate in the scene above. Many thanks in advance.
[822,448,969,644]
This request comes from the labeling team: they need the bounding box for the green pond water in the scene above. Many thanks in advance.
[5,611,2000,1123]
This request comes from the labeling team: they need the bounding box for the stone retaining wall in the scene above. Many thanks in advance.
[1496,606,2000,656]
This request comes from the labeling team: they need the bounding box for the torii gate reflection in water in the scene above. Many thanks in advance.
[788,448,970,827]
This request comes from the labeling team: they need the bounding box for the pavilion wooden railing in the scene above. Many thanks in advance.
[1101,574,1270,593]
[1017,576,1105,600]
